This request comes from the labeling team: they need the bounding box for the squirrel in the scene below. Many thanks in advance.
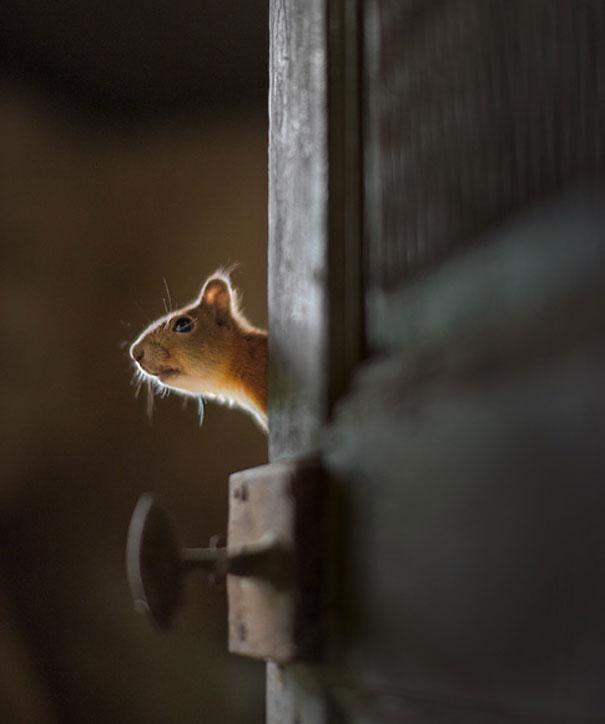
[130,272,267,431]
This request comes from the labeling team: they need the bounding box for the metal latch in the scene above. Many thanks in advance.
[126,460,323,664]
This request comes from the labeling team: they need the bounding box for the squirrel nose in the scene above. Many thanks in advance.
[131,343,145,363]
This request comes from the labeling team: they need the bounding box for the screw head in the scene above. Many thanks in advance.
[233,484,248,501]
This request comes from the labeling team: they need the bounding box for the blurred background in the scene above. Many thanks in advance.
[0,1,268,722]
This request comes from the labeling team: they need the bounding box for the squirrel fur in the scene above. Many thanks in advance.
[130,272,267,430]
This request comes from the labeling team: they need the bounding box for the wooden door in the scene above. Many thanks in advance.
[268,1,605,721]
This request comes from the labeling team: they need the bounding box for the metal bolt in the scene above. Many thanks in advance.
[127,493,287,631]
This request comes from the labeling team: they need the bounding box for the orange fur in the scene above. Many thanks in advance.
[130,271,267,430]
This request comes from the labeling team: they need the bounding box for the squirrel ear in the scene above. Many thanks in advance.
[199,277,232,324]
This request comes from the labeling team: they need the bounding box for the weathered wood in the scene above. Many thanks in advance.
[324,190,605,721]
[228,461,323,664]
[364,0,605,291]
[267,0,332,721]
[268,0,330,462]
[269,1,605,721]
[268,0,365,717]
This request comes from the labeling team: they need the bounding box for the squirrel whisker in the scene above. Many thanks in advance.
[129,271,267,431]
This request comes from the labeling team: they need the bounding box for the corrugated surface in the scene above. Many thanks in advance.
[364,0,605,289]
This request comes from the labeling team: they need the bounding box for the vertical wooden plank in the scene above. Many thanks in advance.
[267,0,363,717]
[363,0,605,294]
[268,0,330,462]
[268,0,362,719]
[267,0,330,721]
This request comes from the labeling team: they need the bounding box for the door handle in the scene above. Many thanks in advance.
[126,460,323,664]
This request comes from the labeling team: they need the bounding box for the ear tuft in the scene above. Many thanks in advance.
[199,277,232,324]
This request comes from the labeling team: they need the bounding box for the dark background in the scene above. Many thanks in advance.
[0,2,269,721]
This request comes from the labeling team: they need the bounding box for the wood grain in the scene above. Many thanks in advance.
[364,0,605,291]
[267,0,332,721]
[268,0,330,461]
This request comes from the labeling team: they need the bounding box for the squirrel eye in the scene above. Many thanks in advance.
[172,316,194,333]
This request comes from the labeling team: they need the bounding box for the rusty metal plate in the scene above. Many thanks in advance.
[227,459,323,664]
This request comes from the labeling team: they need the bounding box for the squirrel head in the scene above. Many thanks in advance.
[130,273,247,399]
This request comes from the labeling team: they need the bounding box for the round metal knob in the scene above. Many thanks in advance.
[126,493,287,629]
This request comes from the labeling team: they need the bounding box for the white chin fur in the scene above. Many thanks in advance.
[159,375,235,406]
[142,371,267,430]
[157,375,199,398]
